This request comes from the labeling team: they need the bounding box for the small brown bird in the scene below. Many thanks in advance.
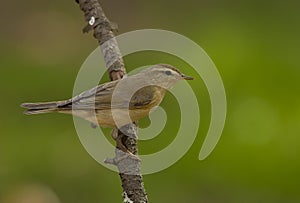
[21,64,193,128]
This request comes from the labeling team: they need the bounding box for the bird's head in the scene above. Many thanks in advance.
[139,64,193,89]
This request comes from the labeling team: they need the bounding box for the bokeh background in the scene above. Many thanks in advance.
[1,0,300,202]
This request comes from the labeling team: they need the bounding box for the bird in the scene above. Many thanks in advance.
[21,64,193,128]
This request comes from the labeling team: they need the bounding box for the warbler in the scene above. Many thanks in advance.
[21,64,193,128]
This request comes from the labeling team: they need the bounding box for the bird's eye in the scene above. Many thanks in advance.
[165,70,172,76]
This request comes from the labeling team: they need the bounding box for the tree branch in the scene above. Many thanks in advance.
[76,0,148,202]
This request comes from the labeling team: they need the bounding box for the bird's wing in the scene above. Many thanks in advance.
[59,80,163,110]
[58,80,119,110]
[129,86,159,109]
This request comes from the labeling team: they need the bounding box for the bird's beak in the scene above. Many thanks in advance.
[181,74,194,80]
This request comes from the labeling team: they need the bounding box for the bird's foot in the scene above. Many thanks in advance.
[111,127,118,139]
[105,127,140,165]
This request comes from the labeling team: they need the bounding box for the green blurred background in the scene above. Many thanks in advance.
[1,0,300,202]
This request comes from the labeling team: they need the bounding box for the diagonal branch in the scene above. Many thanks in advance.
[75,0,148,202]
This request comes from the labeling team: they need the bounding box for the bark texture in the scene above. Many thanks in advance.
[76,0,148,202]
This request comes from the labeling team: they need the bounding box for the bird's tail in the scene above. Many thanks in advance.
[21,101,61,115]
